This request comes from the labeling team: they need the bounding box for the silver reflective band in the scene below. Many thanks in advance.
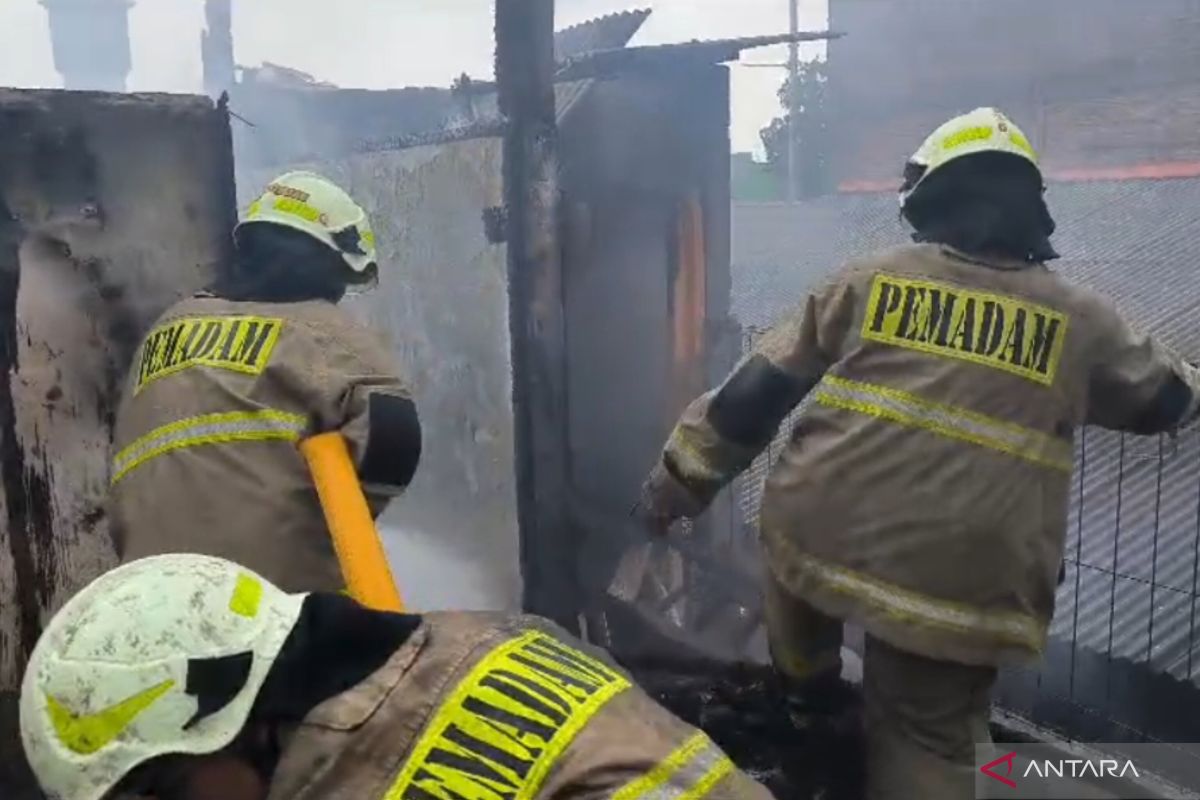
[611,732,734,800]
[667,427,729,483]
[794,552,1044,648]
[815,376,1072,471]
[112,410,308,484]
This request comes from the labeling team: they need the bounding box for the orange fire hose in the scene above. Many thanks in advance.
[300,432,405,611]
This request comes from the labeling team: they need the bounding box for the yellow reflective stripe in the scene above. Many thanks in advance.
[1008,129,1036,160]
[111,410,307,484]
[666,426,728,484]
[385,630,630,800]
[795,551,1044,649]
[273,196,326,224]
[612,732,734,800]
[941,124,993,152]
[937,122,1037,162]
[815,376,1072,472]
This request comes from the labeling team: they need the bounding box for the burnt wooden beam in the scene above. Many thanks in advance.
[496,0,578,631]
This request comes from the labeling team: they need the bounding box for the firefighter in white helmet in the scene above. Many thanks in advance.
[637,108,1200,798]
[108,172,421,593]
[20,554,776,800]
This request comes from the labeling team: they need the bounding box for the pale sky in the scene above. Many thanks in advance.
[0,0,827,157]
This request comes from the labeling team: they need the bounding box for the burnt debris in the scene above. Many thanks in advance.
[626,657,865,800]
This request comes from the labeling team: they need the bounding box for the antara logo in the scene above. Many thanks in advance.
[981,751,1141,788]
[1025,759,1140,780]
[981,752,1018,788]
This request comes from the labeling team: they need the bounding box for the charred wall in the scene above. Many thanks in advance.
[559,66,738,637]
[0,89,235,797]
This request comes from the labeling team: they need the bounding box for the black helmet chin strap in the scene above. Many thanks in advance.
[901,152,1059,264]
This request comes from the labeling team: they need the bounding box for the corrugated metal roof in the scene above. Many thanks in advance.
[554,9,652,61]
[730,178,1200,684]
[351,80,595,154]
[557,31,843,82]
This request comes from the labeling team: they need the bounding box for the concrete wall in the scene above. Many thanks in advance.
[243,138,522,612]
[0,89,235,797]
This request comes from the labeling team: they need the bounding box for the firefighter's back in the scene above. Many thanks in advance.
[268,610,776,800]
[763,240,1186,667]
[109,293,366,592]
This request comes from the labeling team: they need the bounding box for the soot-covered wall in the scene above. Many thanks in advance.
[0,89,235,798]
[559,66,737,627]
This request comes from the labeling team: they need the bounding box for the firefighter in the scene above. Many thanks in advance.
[109,172,421,593]
[637,108,1200,799]
[19,553,776,800]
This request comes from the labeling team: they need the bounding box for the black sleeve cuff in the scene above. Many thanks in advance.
[359,393,422,490]
[706,355,807,449]
[1126,374,1193,435]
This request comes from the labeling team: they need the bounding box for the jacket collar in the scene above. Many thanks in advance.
[939,244,1040,272]
[297,624,429,731]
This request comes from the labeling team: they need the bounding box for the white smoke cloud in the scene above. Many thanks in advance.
[0,0,827,157]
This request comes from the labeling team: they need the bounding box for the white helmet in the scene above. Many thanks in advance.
[236,170,378,277]
[900,107,1041,210]
[20,555,305,800]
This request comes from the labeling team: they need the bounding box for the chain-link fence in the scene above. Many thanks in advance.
[728,173,1200,745]
[999,424,1200,744]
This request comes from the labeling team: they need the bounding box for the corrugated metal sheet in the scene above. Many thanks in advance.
[557,31,842,82]
[554,9,652,61]
[242,12,650,166]
[350,81,596,157]
[730,178,1200,686]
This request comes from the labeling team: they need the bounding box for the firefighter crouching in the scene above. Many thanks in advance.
[638,107,1200,799]
[19,554,777,800]
[109,172,421,593]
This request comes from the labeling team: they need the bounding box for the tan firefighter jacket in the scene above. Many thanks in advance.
[267,611,776,800]
[650,243,1200,667]
[109,292,420,593]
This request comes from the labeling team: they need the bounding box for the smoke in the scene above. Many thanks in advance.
[0,0,828,156]
[379,523,516,611]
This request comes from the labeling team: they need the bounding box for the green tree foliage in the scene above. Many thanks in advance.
[760,60,832,198]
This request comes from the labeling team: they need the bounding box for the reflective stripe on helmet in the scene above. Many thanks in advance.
[900,107,1041,208]
[236,171,377,275]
